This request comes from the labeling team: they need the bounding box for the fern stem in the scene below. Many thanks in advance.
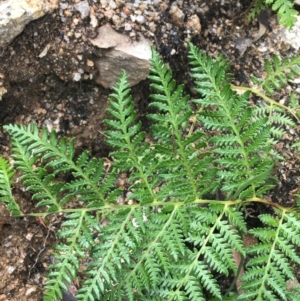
[6,197,295,220]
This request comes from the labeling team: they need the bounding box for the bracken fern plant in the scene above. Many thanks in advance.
[1,43,300,301]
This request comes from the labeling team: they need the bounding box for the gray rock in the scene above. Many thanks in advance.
[0,0,58,47]
[74,0,90,19]
[89,24,152,88]
[235,38,252,56]
[276,15,300,50]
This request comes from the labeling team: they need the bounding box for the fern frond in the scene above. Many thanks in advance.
[104,71,160,205]
[148,47,219,201]
[3,124,116,300]
[238,210,300,300]
[80,204,245,301]
[188,43,275,199]
[4,124,108,211]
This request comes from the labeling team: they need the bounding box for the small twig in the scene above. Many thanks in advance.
[98,130,109,138]
[27,219,59,279]
[28,227,51,279]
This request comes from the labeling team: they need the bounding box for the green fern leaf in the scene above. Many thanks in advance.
[262,54,300,94]
[188,43,275,199]
[239,211,300,300]
[0,157,20,215]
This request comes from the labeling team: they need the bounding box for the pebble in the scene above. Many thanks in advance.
[169,4,185,27]
[87,59,94,67]
[124,22,132,31]
[112,14,122,28]
[109,0,117,9]
[75,32,82,38]
[56,104,64,110]
[73,72,81,81]
[100,0,108,7]
[257,45,268,52]
[73,18,79,25]
[7,266,15,274]
[289,128,295,135]
[123,5,130,16]
[185,14,201,37]
[74,0,90,19]
[90,14,98,27]
[120,12,128,19]
[115,0,124,7]
[64,10,73,17]
[60,3,69,10]
[104,10,115,19]
[136,15,145,24]
[25,287,37,296]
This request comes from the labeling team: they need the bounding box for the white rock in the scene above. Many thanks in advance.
[73,72,82,81]
[89,24,152,88]
[276,16,300,50]
[60,3,69,10]
[74,0,90,19]
[25,287,37,296]
[7,266,15,274]
[109,0,117,9]
[0,0,58,47]
[136,15,145,24]
[124,23,132,31]
[257,45,268,52]
[38,43,51,58]
[90,13,98,28]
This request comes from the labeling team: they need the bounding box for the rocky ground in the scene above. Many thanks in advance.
[0,0,300,300]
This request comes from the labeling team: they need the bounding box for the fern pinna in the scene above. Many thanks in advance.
[0,43,300,301]
[188,43,276,200]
